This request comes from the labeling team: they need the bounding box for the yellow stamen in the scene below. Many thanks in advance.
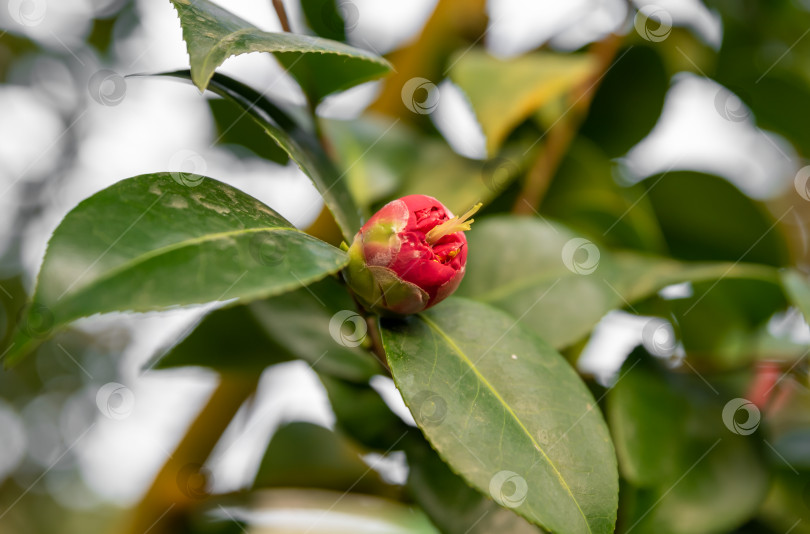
[426,202,482,244]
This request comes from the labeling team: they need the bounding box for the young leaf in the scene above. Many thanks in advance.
[380,298,619,534]
[156,70,363,240]
[449,49,596,156]
[5,173,347,367]
[169,0,390,104]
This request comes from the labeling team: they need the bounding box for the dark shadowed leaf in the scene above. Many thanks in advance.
[579,46,668,158]
[149,304,295,373]
[319,375,410,450]
[150,278,378,381]
[643,171,790,266]
[541,138,666,252]
[404,434,543,534]
[300,0,349,41]
[156,70,362,239]
[207,98,289,164]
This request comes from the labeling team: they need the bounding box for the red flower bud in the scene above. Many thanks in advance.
[344,195,481,315]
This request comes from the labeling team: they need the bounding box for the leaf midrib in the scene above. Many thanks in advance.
[417,313,592,534]
[194,19,387,88]
[55,226,304,303]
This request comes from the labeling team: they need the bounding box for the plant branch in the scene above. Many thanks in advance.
[115,374,259,534]
[512,32,624,214]
[272,0,292,32]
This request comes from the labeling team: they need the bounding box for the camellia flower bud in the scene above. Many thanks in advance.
[344,195,481,315]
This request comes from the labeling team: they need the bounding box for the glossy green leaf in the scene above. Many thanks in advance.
[449,49,596,155]
[579,46,668,158]
[170,0,390,104]
[609,352,770,534]
[158,70,362,239]
[381,298,618,534]
[5,173,347,367]
[254,421,393,496]
[150,278,378,381]
[459,216,780,349]
[321,370,537,534]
